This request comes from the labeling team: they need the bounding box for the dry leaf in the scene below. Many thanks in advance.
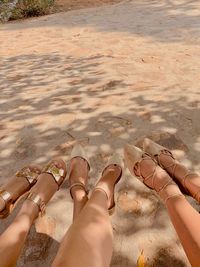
[137,250,145,267]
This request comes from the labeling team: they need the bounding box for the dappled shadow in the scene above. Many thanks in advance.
[2,0,200,44]
[0,50,199,266]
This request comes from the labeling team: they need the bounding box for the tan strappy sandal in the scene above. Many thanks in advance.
[94,153,123,215]
[143,138,200,201]
[68,144,90,199]
[0,166,41,219]
[26,159,67,216]
[124,144,183,203]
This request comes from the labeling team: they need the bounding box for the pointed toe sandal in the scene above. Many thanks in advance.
[143,138,200,202]
[124,144,183,203]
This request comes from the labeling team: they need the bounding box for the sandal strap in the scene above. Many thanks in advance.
[193,189,200,202]
[183,172,200,199]
[93,187,115,211]
[156,150,175,167]
[0,189,11,203]
[165,193,185,204]
[16,167,39,186]
[93,187,109,202]
[135,155,174,193]
[26,192,46,215]
[42,163,65,189]
[70,156,90,171]
[69,182,88,199]
[135,156,158,190]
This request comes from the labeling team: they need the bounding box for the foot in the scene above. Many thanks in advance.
[0,165,41,214]
[143,138,200,199]
[124,145,183,202]
[26,158,67,217]
[69,157,89,200]
[155,150,200,200]
[95,164,122,209]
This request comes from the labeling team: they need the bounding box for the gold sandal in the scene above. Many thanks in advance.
[124,144,183,203]
[143,138,200,201]
[0,166,41,219]
[26,159,67,216]
[94,153,123,215]
[69,144,90,199]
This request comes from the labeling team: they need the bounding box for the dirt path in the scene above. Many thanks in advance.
[0,0,200,266]
[53,0,122,12]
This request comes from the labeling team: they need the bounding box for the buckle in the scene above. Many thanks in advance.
[16,167,38,185]
[43,163,64,188]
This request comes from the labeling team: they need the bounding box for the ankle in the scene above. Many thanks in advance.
[16,199,39,222]
[72,187,88,202]
[158,183,183,203]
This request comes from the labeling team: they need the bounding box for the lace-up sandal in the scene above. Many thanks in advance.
[0,166,41,219]
[143,138,200,202]
[94,153,123,215]
[26,159,67,216]
[124,144,183,204]
[69,145,90,199]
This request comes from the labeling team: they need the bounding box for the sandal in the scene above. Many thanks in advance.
[94,153,123,215]
[26,159,67,216]
[69,144,90,199]
[0,165,42,219]
[143,138,200,202]
[124,144,183,203]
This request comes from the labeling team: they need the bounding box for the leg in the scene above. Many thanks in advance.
[52,165,121,267]
[0,159,66,267]
[0,200,39,267]
[166,195,200,266]
[156,151,200,202]
[124,145,200,267]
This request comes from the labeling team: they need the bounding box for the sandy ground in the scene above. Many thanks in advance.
[0,0,200,266]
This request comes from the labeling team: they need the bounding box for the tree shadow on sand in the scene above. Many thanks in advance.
[0,52,199,266]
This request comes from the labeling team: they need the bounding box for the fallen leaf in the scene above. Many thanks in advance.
[137,250,145,267]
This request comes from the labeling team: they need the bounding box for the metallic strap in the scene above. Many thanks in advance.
[27,192,46,215]
[16,167,38,185]
[0,190,11,202]
[43,163,65,187]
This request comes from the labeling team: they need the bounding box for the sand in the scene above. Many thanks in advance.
[0,0,200,266]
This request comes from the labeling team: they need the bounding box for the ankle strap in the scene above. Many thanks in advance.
[69,182,88,199]
[26,192,46,216]
[0,189,11,203]
[93,187,109,201]
[165,193,185,204]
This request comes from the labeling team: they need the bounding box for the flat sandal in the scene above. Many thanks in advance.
[0,165,41,219]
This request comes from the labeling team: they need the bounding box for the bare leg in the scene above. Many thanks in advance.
[52,165,121,267]
[0,200,38,267]
[135,158,200,267]
[166,195,200,266]
[0,159,66,267]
